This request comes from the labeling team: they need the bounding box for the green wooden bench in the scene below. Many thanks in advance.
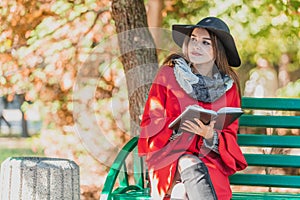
[101,97,300,200]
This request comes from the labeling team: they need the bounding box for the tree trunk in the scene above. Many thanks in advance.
[146,0,164,46]
[111,0,158,136]
[278,53,290,88]
[18,94,29,137]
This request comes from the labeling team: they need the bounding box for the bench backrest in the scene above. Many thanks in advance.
[230,97,300,189]
[101,97,300,198]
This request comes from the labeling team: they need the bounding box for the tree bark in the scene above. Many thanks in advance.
[18,94,29,137]
[278,53,290,88]
[111,0,158,136]
[146,0,164,46]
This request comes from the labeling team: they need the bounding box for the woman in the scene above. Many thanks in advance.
[138,17,247,200]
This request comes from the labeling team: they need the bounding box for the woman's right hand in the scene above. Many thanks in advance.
[181,118,216,140]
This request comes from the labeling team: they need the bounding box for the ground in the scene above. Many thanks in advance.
[0,137,102,200]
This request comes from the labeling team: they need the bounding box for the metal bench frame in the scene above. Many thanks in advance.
[101,97,300,200]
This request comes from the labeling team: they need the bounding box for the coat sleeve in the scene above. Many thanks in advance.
[138,67,175,156]
[217,84,247,175]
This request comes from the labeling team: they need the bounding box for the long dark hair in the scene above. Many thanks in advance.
[163,29,241,97]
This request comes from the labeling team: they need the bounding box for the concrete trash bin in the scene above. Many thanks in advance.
[0,157,80,200]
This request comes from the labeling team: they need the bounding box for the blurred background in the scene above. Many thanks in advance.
[0,0,299,199]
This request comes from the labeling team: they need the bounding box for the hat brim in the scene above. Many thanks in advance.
[172,24,241,67]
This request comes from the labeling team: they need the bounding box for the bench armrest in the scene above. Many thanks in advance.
[101,136,139,199]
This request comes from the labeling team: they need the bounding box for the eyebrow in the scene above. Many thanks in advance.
[191,34,211,40]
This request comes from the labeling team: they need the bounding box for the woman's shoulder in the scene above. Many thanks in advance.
[152,64,175,85]
[225,82,241,105]
[155,64,174,78]
[226,81,238,94]
[159,64,174,73]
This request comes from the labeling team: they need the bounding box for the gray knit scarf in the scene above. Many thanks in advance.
[173,58,233,103]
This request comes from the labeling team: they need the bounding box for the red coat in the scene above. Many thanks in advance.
[138,65,247,200]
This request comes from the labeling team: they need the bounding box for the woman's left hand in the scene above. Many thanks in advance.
[181,118,216,140]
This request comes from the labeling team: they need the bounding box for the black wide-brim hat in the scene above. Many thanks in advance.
[172,17,241,67]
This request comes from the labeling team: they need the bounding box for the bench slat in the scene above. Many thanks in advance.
[237,134,300,148]
[102,97,300,200]
[241,97,300,111]
[232,192,300,200]
[239,115,300,128]
[244,154,300,168]
[112,190,151,200]
[230,174,300,188]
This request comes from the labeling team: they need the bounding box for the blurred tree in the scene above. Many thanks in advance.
[0,0,121,193]
[0,0,115,130]
[160,0,300,94]
[146,0,164,45]
[111,0,158,136]
[244,58,278,98]
[1,0,298,136]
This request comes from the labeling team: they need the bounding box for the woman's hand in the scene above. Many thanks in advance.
[181,118,216,139]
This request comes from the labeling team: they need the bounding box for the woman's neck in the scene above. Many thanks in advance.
[192,62,214,78]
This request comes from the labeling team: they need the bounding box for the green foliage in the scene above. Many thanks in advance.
[277,79,300,97]
[0,1,119,188]
[1,0,298,132]
[163,1,210,26]
[0,148,43,164]
[0,136,44,164]
[162,0,300,95]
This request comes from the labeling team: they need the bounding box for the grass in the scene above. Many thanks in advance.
[0,148,44,164]
[0,135,44,165]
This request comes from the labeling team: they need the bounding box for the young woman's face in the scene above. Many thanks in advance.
[187,28,214,65]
